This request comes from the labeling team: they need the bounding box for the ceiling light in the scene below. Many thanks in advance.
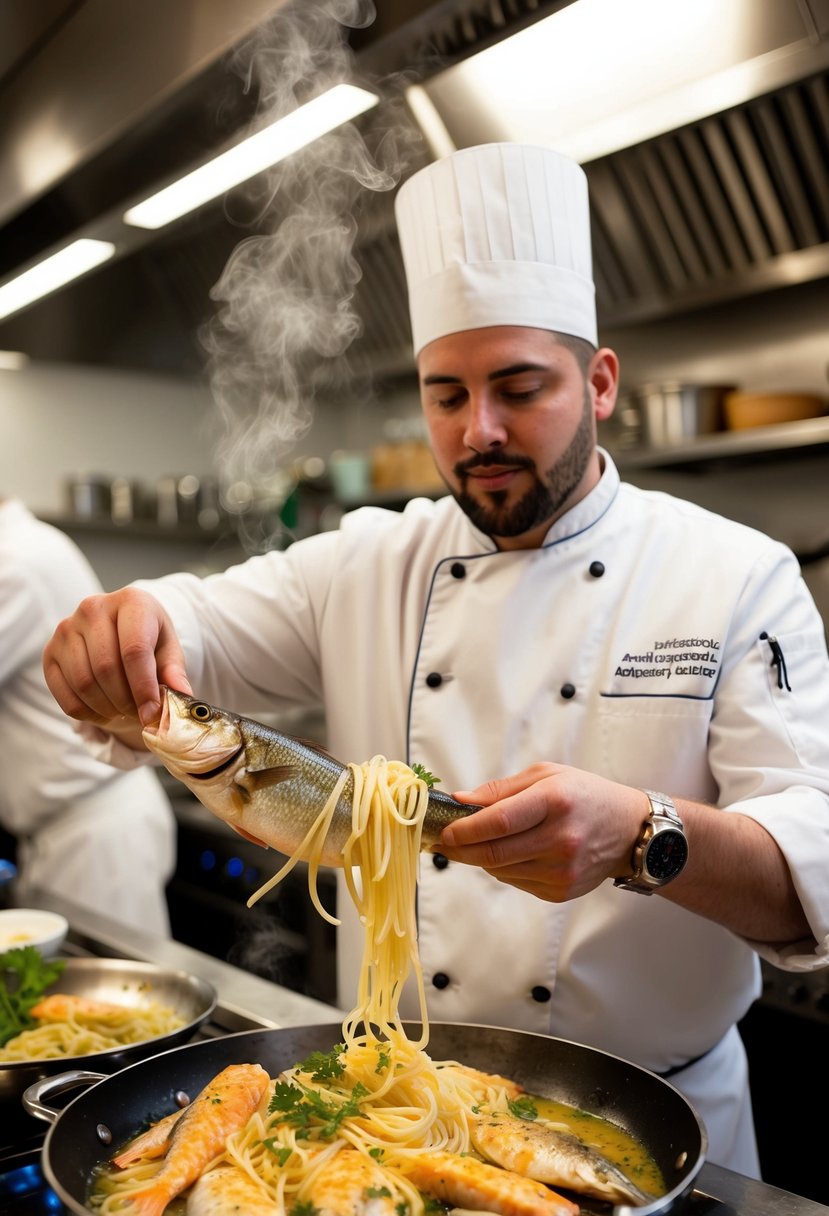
[418,0,825,161]
[123,83,380,231]
[405,86,457,160]
[0,239,116,322]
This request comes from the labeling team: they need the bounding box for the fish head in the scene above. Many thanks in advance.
[142,687,244,782]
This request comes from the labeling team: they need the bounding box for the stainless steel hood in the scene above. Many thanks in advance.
[0,0,828,378]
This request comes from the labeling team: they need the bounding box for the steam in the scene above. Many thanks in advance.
[200,0,418,543]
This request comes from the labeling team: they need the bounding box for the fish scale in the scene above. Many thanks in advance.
[142,687,479,866]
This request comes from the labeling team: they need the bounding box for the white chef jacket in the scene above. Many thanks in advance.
[98,453,829,1175]
[0,500,176,935]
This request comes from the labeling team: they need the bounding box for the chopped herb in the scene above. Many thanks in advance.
[411,763,440,788]
[375,1045,391,1074]
[396,1203,410,1216]
[290,1202,319,1216]
[268,1079,368,1139]
[422,1196,449,1214]
[261,1139,293,1167]
[0,948,66,1048]
[508,1095,538,1121]
[365,1187,392,1199]
[369,1147,385,1161]
[297,1045,346,1082]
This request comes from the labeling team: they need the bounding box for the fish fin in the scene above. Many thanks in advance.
[236,764,299,793]
[295,736,337,760]
[231,824,271,848]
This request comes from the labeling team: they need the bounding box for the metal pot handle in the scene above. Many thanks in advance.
[23,1069,108,1124]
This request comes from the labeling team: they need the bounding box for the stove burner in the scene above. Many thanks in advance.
[0,1162,62,1214]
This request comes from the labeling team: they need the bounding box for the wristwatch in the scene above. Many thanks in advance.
[613,790,689,895]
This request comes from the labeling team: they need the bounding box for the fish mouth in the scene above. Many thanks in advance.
[189,743,245,781]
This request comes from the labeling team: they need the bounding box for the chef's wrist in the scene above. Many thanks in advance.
[612,789,653,880]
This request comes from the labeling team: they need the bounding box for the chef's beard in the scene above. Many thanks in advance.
[452,388,594,540]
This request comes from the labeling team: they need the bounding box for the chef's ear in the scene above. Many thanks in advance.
[588,347,620,422]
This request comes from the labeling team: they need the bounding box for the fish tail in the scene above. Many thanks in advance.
[124,1184,170,1216]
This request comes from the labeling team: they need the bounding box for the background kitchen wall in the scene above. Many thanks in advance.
[2,272,825,596]
[0,357,425,587]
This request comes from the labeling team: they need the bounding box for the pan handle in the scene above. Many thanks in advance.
[23,1069,108,1124]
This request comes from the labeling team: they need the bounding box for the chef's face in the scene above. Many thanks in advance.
[418,326,619,550]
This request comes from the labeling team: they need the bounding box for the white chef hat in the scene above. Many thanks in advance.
[394,142,597,356]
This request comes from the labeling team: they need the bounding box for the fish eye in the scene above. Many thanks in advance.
[189,703,213,722]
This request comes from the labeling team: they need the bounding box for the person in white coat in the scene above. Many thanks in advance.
[0,498,176,935]
[41,144,829,1178]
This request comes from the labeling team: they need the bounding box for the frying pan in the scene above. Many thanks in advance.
[24,1021,707,1216]
[1,957,216,1110]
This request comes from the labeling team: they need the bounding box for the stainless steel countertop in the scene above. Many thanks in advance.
[17,889,829,1215]
[24,886,344,1030]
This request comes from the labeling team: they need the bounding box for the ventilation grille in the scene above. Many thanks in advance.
[352,67,829,373]
[589,69,829,324]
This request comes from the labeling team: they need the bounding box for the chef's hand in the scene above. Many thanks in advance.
[438,764,649,902]
[43,587,192,746]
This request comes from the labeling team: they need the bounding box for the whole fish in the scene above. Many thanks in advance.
[142,687,479,866]
[405,1149,579,1216]
[472,1114,655,1207]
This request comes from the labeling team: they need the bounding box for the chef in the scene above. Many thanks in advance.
[0,497,176,934]
[42,143,829,1177]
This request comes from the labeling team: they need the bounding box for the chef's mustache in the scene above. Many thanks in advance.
[454,452,535,477]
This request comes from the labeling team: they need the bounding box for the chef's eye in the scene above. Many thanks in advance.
[435,390,468,409]
[500,383,542,403]
[190,703,212,721]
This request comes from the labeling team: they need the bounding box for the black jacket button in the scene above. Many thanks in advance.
[560,683,576,699]
[433,972,450,989]
[450,562,466,579]
[531,985,552,1002]
[589,561,605,578]
[426,672,443,688]
[432,853,449,870]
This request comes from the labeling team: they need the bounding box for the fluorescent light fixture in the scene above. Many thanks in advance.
[417,0,822,162]
[405,86,457,160]
[0,350,30,370]
[124,82,380,230]
[0,239,115,321]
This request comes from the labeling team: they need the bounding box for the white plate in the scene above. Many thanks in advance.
[0,908,69,957]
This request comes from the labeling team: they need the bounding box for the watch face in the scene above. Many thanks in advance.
[645,829,689,881]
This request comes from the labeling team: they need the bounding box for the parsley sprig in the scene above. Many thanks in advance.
[269,1079,369,1140]
[0,947,65,1047]
[411,764,440,788]
[296,1044,346,1083]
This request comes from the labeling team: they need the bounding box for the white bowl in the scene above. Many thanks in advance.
[0,909,69,957]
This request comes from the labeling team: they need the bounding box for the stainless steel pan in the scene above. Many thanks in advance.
[2,957,216,1109]
[24,1021,707,1216]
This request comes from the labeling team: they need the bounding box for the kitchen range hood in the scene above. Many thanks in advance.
[0,0,827,378]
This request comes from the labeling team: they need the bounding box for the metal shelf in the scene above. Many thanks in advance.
[609,415,829,470]
[40,513,236,544]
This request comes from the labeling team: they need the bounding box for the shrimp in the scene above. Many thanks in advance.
[304,1146,399,1216]
[112,1108,186,1168]
[118,1063,270,1216]
[30,993,131,1020]
[404,1150,579,1216]
[186,1162,277,1215]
